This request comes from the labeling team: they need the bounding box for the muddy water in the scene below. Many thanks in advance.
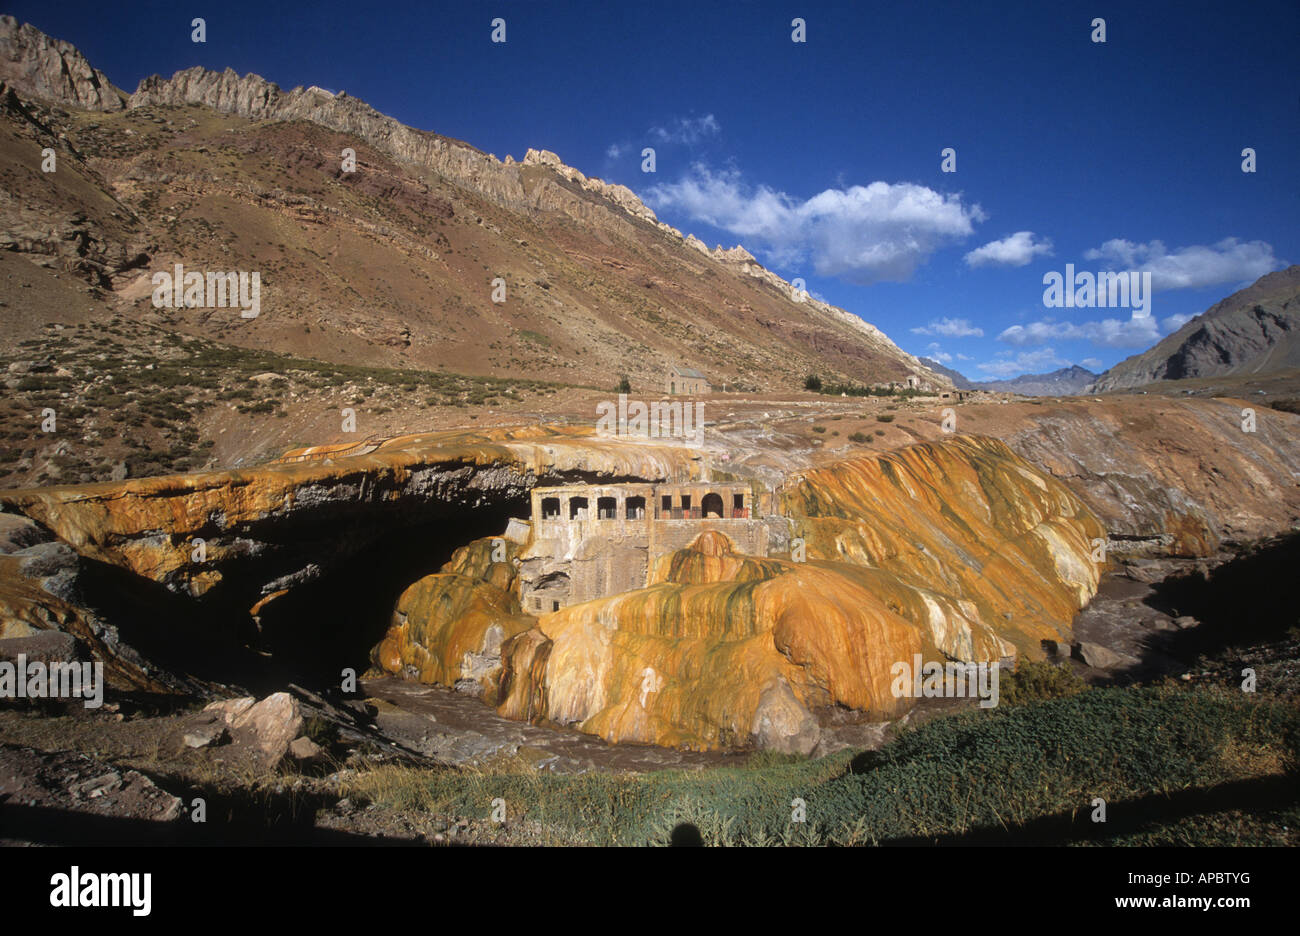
[363,677,945,772]
[363,678,750,774]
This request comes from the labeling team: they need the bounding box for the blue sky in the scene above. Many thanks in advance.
[16,0,1298,379]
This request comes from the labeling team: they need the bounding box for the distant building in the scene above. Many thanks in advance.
[518,481,771,612]
[667,365,711,395]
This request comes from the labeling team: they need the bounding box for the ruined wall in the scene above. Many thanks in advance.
[519,481,768,610]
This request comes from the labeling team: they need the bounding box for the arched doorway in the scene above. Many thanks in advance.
[701,492,724,518]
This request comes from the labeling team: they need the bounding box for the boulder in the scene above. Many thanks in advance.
[288,736,324,761]
[228,692,303,766]
[182,719,229,749]
[1043,639,1072,658]
[1073,641,1137,669]
[203,696,255,723]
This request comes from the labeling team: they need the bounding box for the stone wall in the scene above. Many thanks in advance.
[519,481,773,610]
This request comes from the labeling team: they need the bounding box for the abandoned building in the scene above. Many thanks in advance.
[516,481,773,613]
[666,365,711,395]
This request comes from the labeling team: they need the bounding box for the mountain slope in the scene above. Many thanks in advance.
[980,365,1097,396]
[918,357,975,390]
[920,358,1096,396]
[0,17,945,394]
[1091,266,1300,392]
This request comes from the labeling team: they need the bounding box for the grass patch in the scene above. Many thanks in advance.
[342,685,1299,846]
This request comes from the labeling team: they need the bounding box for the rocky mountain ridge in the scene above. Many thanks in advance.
[0,15,124,111]
[1091,266,1300,392]
[919,358,1097,397]
[0,16,942,391]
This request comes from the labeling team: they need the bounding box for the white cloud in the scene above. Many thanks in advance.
[924,342,953,363]
[650,114,721,145]
[911,317,984,337]
[998,315,1162,349]
[1161,312,1195,332]
[606,143,626,159]
[977,348,1067,377]
[964,231,1053,268]
[646,164,985,284]
[1082,237,1282,290]
[1081,357,1102,369]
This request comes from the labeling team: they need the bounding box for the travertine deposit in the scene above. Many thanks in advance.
[389,436,1105,751]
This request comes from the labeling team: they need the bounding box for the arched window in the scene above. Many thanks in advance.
[597,496,617,519]
[541,496,560,519]
[568,496,589,520]
[701,492,724,518]
[626,495,646,519]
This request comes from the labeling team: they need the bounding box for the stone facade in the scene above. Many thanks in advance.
[666,365,711,395]
[517,481,771,613]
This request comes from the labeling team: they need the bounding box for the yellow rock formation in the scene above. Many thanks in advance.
[0,425,704,592]
[372,538,534,703]
[496,436,1106,751]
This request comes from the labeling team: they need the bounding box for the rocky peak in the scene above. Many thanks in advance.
[0,16,123,111]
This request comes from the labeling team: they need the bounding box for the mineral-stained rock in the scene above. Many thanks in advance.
[496,436,1105,750]
[0,426,701,597]
[372,537,535,702]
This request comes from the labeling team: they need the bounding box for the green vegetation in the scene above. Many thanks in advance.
[0,320,590,486]
[819,382,927,399]
[997,658,1089,707]
[803,374,822,391]
[876,414,895,423]
[345,685,1299,846]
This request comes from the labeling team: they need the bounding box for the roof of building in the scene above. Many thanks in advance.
[671,365,709,379]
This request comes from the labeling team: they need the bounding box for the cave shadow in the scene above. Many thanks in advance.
[1141,531,1300,664]
[248,495,530,690]
[71,555,256,687]
[62,494,530,697]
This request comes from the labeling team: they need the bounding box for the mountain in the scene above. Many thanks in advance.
[0,16,945,396]
[918,357,975,390]
[919,358,1096,396]
[1091,266,1300,392]
[979,365,1098,396]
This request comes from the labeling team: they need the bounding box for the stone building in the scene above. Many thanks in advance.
[666,365,711,395]
[516,481,772,613]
